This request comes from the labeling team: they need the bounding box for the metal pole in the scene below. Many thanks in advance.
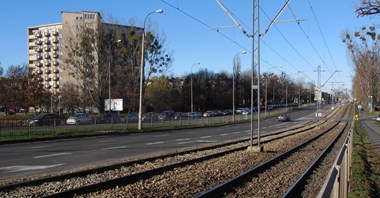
[233,51,245,122]
[257,0,261,148]
[138,9,163,130]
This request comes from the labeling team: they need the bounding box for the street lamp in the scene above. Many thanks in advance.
[233,51,246,122]
[138,9,163,130]
[191,62,200,113]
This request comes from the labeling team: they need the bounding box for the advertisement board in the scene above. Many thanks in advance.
[104,99,123,111]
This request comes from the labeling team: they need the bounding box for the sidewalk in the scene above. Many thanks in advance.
[360,113,380,148]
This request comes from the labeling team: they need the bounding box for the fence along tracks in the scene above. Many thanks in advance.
[0,105,350,197]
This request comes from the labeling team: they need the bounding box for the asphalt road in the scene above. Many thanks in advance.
[0,105,332,180]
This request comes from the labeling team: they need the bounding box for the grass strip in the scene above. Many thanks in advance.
[349,121,379,197]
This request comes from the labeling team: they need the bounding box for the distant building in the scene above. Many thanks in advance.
[27,11,136,96]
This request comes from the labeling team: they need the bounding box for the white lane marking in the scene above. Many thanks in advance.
[220,133,229,136]
[200,136,211,139]
[232,132,241,134]
[146,141,165,145]
[177,140,218,145]
[0,164,65,173]
[101,146,127,150]
[98,140,115,143]
[33,152,72,159]
[154,134,170,137]
[176,138,191,141]
[28,146,49,149]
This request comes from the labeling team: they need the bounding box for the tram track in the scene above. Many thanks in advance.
[0,106,349,197]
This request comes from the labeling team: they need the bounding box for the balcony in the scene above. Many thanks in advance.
[44,61,51,66]
[53,83,59,88]
[53,68,59,73]
[45,84,51,89]
[44,39,50,44]
[45,76,51,81]
[35,32,42,38]
[36,55,42,60]
[44,46,50,52]
[52,31,58,36]
[35,69,43,74]
[52,53,58,58]
[52,46,58,51]
[53,61,59,66]
[45,69,51,74]
[44,54,50,59]
[44,32,50,37]
[35,40,42,45]
[52,37,58,43]
[53,75,59,81]
[36,62,43,67]
[37,77,43,82]
[35,47,42,53]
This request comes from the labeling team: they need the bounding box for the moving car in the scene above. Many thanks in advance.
[66,113,92,125]
[28,113,61,126]
[278,114,290,122]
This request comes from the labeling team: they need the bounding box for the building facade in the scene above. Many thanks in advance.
[27,11,133,96]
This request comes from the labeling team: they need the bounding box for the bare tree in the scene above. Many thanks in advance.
[342,26,380,104]
[356,0,380,17]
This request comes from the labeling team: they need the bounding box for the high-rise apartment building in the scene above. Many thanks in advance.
[27,11,133,97]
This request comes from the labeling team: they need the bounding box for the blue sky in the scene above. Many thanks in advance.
[0,0,373,96]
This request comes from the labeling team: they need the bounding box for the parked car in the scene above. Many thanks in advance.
[159,110,175,120]
[222,109,233,115]
[241,108,251,115]
[96,113,120,124]
[175,112,188,120]
[66,113,92,125]
[142,112,158,122]
[278,114,290,122]
[6,108,16,115]
[203,110,215,117]
[127,112,138,122]
[188,112,201,118]
[28,113,61,126]
[373,114,380,122]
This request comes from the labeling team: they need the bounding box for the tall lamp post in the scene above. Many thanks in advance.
[138,9,163,130]
[191,62,200,113]
[233,51,246,122]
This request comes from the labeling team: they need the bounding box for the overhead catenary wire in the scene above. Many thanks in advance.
[307,0,343,84]
[159,0,250,53]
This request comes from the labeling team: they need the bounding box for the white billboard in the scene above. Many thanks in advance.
[104,99,123,111]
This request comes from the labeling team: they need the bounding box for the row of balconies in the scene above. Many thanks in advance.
[36,53,59,60]
[34,46,59,53]
[35,61,59,67]
[34,68,60,75]
[34,37,59,45]
[35,31,58,38]
[44,83,60,89]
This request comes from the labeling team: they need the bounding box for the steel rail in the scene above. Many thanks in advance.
[195,121,344,197]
